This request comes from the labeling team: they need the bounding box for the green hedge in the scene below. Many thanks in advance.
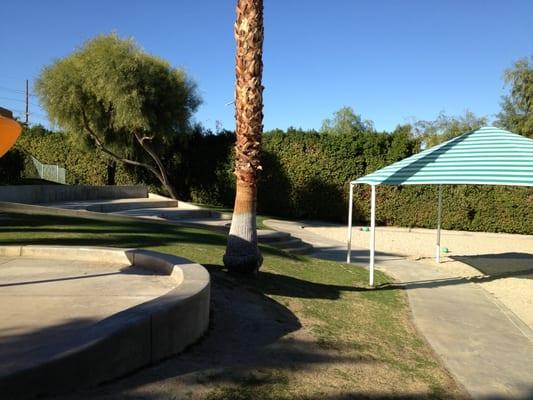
[258,129,416,221]
[10,127,533,235]
[183,130,532,235]
[373,185,533,234]
[15,127,146,187]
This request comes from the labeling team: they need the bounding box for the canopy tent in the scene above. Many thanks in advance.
[346,126,533,286]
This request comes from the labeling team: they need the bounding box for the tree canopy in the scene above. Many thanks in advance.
[411,111,488,147]
[320,106,374,135]
[35,33,201,198]
[496,56,533,138]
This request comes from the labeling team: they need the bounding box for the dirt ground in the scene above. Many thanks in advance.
[307,223,533,331]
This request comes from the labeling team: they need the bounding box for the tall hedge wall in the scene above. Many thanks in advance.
[10,127,533,235]
[260,131,532,235]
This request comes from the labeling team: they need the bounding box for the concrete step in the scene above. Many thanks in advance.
[257,230,291,243]
[257,230,313,255]
[257,220,315,255]
[187,225,311,255]
[86,200,179,213]
[43,198,179,213]
[267,237,305,249]
[281,243,314,255]
[112,207,231,220]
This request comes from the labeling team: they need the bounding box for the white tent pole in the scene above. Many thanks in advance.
[369,184,376,286]
[346,182,354,263]
[436,184,443,263]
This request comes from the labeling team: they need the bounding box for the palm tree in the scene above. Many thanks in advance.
[223,0,264,273]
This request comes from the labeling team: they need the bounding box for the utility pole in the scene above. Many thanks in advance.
[24,79,29,126]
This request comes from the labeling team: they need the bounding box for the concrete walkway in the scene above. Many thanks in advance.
[264,219,533,400]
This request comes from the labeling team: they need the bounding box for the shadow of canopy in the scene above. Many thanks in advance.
[452,252,533,279]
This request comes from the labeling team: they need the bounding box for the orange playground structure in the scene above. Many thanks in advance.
[0,107,22,158]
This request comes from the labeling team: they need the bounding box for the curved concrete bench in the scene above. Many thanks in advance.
[0,246,210,399]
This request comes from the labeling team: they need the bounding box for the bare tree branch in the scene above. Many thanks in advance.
[80,110,163,182]
[139,135,154,144]
[133,131,177,199]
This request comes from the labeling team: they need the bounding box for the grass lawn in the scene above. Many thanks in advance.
[0,212,464,399]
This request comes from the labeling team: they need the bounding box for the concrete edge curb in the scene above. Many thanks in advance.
[0,245,210,399]
[0,201,226,227]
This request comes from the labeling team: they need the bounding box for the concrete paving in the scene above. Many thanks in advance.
[264,219,533,400]
[0,256,175,382]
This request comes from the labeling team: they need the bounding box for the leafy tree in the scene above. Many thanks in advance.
[320,106,374,135]
[35,34,201,199]
[223,0,264,273]
[412,111,488,147]
[496,56,533,137]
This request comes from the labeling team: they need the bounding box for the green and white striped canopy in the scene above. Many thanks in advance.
[353,127,533,187]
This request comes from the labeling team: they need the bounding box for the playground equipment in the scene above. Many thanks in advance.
[0,107,22,158]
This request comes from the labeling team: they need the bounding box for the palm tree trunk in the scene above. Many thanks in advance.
[223,0,264,273]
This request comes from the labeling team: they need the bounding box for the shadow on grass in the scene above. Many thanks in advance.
[205,264,367,300]
[0,212,296,260]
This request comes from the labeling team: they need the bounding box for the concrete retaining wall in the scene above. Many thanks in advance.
[0,246,210,399]
[0,185,148,204]
[0,201,229,230]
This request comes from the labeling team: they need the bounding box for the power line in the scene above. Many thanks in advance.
[0,85,37,97]
[0,95,25,103]
[0,86,25,94]
[0,96,40,107]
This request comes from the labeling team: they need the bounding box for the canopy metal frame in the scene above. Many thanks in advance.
[346,183,444,286]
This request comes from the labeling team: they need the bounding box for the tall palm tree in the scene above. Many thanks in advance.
[223,0,264,273]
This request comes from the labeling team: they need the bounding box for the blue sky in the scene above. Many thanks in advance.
[0,0,532,132]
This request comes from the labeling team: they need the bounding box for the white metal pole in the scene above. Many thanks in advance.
[436,185,443,263]
[369,185,376,286]
[346,182,354,263]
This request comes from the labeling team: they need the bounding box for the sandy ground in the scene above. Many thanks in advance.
[305,223,533,331]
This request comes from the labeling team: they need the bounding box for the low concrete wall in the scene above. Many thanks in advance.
[0,185,148,204]
[0,246,210,399]
[0,201,228,229]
